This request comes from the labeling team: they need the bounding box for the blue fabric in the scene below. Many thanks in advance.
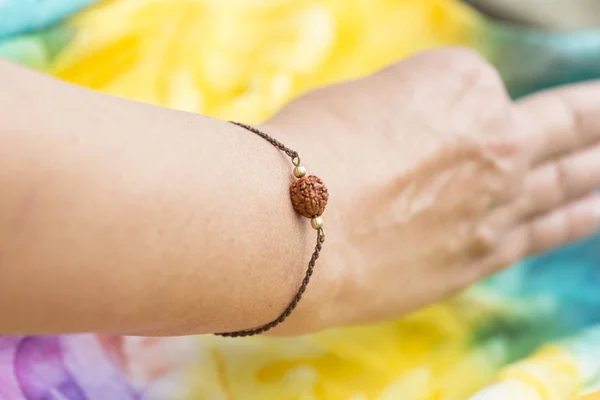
[0,0,98,40]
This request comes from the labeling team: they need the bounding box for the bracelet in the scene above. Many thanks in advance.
[215,121,329,337]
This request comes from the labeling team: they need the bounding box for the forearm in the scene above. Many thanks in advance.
[0,60,323,335]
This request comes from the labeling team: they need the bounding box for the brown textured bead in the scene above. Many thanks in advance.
[290,175,329,218]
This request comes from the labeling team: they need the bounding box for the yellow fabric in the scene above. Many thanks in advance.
[52,0,482,123]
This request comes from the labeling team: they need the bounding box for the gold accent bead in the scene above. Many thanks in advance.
[294,165,307,178]
[311,216,323,230]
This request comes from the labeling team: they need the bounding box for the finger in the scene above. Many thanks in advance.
[522,193,600,257]
[479,193,600,275]
[515,142,600,221]
[518,82,600,166]
[475,142,600,246]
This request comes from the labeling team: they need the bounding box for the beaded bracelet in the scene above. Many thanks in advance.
[215,122,329,337]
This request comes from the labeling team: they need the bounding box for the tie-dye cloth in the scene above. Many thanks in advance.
[2,1,600,399]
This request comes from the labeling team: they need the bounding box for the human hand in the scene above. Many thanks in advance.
[264,48,600,334]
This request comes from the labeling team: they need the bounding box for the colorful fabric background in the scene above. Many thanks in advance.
[1,0,600,399]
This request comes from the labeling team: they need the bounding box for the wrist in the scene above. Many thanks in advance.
[254,120,352,334]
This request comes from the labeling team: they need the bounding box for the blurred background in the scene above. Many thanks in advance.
[3,0,600,118]
[470,0,600,30]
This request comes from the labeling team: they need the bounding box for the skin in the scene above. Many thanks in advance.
[1,48,600,336]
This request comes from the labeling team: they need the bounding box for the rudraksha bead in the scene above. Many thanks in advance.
[290,175,329,218]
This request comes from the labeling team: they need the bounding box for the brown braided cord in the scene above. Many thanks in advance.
[230,121,299,159]
[215,229,324,337]
[214,122,325,337]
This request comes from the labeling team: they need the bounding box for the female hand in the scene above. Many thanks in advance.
[265,48,600,334]
[1,51,598,336]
